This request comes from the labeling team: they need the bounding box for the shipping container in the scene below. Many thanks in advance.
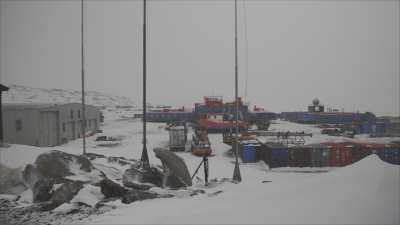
[355,142,400,165]
[321,142,353,167]
[308,144,330,167]
[350,143,372,163]
[241,144,257,163]
[263,143,289,168]
[288,146,312,167]
[389,144,400,165]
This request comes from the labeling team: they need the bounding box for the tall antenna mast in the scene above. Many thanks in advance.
[141,0,150,169]
[81,0,86,155]
[233,0,242,182]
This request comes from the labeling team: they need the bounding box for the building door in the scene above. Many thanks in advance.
[40,111,59,146]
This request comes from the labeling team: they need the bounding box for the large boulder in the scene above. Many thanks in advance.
[22,164,41,188]
[0,164,26,195]
[99,178,127,198]
[41,180,84,211]
[153,148,192,188]
[34,150,93,180]
[122,166,163,189]
[32,178,54,203]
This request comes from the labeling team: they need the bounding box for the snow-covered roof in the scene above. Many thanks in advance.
[2,103,96,110]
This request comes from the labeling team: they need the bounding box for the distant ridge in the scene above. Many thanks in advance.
[2,84,137,121]
[3,84,136,108]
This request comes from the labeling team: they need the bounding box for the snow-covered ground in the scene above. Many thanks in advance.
[1,118,399,224]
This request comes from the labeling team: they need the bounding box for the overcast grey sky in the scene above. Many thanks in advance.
[0,0,399,116]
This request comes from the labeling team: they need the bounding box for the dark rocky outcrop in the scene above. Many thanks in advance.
[32,178,54,203]
[99,179,127,198]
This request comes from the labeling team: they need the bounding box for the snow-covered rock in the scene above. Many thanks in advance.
[0,164,26,195]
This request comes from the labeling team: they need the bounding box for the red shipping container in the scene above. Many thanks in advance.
[349,142,372,163]
[321,142,353,167]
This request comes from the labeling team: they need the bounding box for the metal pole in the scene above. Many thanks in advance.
[81,0,86,155]
[232,0,241,182]
[0,92,3,144]
[141,0,150,169]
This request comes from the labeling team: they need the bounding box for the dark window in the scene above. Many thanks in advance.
[70,110,74,119]
[16,120,22,131]
[78,110,81,118]
[62,123,66,132]
[89,120,91,127]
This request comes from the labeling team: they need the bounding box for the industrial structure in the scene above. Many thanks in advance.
[144,96,277,125]
[2,103,101,147]
[281,98,376,125]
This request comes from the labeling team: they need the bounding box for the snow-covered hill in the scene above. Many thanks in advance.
[2,84,137,122]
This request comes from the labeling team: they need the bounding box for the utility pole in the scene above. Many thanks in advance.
[141,0,150,169]
[81,0,86,155]
[232,0,242,183]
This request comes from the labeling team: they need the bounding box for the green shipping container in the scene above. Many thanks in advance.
[309,144,330,167]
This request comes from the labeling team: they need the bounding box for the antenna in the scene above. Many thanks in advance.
[233,0,242,183]
[141,0,150,169]
[81,0,86,155]
[242,0,249,103]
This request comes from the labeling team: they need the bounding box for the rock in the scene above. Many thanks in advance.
[121,189,158,204]
[42,180,84,211]
[99,179,127,198]
[32,178,54,203]
[164,175,188,189]
[85,153,106,161]
[122,166,163,189]
[153,148,192,188]
[22,164,41,188]
[76,156,92,173]
[0,164,27,195]
[34,150,93,180]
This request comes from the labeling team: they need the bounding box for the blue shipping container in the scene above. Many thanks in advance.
[270,147,289,168]
[242,145,257,163]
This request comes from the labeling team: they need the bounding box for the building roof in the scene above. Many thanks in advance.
[2,102,97,111]
[0,84,9,92]
[2,103,59,110]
